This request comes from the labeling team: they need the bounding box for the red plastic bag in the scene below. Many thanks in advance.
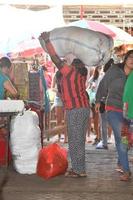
[0,128,12,166]
[128,121,133,146]
[121,120,133,147]
[37,143,68,179]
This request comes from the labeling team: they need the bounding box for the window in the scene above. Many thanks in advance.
[100,11,110,14]
[100,19,110,22]
[69,11,79,14]
[107,15,118,18]
[63,15,72,18]
[84,11,95,14]
[125,15,133,18]
[92,15,103,18]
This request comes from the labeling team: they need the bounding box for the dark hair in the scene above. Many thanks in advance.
[41,65,47,71]
[71,58,84,67]
[118,49,133,70]
[0,57,11,68]
[56,70,62,80]
[123,49,133,65]
[71,58,87,76]
[103,58,114,73]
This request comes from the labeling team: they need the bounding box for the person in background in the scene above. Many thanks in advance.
[51,69,67,143]
[39,65,50,130]
[0,57,18,99]
[95,50,133,181]
[123,58,133,147]
[0,57,18,130]
[96,58,114,149]
[86,66,95,142]
[123,68,133,121]
[39,32,90,178]
[86,66,104,145]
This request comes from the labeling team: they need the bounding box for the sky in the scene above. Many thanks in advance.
[0,0,133,6]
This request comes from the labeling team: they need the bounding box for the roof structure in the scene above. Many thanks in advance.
[0,0,133,6]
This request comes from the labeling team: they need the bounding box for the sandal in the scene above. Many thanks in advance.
[115,165,124,174]
[65,169,87,178]
[120,171,131,181]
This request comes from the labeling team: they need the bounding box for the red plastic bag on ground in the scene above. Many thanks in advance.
[36,143,68,179]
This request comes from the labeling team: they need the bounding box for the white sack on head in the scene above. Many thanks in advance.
[39,26,114,67]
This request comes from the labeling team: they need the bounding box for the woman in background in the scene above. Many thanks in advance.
[86,66,104,145]
[95,50,133,181]
[51,69,67,143]
[0,57,18,99]
[0,56,18,130]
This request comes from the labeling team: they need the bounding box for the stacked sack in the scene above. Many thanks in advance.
[10,110,42,174]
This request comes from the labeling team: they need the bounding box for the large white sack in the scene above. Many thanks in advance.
[12,147,40,174]
[14,160,38,174]
[11,110,39,131]
[10,142,41,155]
[12,146,40,161]
[39,26,114,67]
[10,126,41,141]
[10,110,42,174]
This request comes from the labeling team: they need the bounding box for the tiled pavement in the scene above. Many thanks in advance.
[1,134,133,200]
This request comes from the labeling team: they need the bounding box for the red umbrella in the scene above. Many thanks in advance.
[10,38,43,58]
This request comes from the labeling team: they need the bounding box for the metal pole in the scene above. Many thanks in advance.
[80,5,84,20]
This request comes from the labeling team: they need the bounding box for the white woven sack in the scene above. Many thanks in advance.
[39,26,114,67]
[14,160,38,174]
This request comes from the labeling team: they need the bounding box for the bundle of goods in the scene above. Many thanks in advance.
[37,143,68,179]
[10,110,42,174]
[39,26,114,67]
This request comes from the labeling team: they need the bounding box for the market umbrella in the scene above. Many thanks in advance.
[68,19,133,46]
[9,38,43,58]
[106,24,133,46]
[68,19,116,37]
[0,5,65,55]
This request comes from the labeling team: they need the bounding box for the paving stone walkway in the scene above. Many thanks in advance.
[1,134,133,200]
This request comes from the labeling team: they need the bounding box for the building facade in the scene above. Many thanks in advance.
[11,4,133,35]
[63,5,133,35]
